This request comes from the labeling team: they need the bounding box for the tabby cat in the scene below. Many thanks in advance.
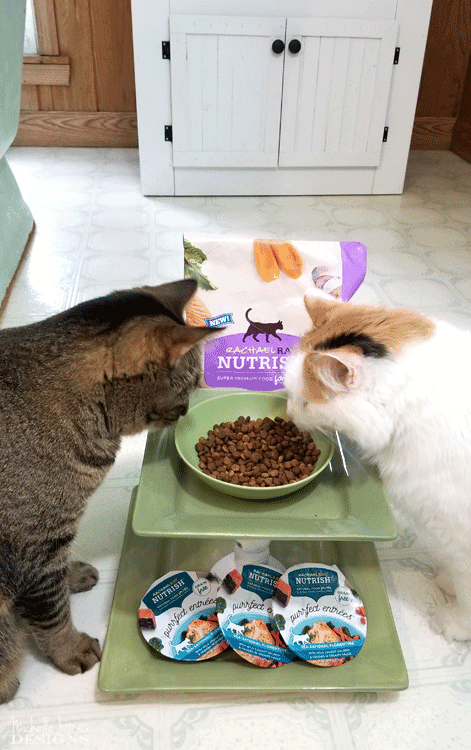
[0,279,213,702]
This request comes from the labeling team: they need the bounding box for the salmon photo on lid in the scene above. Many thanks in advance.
[216,562,296,668]
[272,563,367,667]
[138,571,228,662]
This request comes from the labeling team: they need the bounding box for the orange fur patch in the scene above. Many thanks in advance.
[302,355,330,402]
[302,296,435,356]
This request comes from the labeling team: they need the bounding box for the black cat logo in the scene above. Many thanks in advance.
[243,308,283,343]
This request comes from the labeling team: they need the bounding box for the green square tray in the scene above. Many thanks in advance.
[132,389,397,541]
[98,488,408,693]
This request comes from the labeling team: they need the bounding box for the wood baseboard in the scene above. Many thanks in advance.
[410,116,456,149]
[13,111,138,147]
[13,111,467,157]
[450,118,471,164]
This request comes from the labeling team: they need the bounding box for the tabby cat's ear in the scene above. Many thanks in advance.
[108,318,213,378]
[140,279,198,321]
[163,323,213,368]
[304,288,339,326]
[307,349,362,393]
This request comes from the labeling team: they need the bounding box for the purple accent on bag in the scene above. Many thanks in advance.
[340,242,367,301]
[204,332,300,391]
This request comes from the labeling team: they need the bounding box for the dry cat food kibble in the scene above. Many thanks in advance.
[195,416,321,487]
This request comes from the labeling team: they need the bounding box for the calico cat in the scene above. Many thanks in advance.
[0,279,214,702]
[284,288,471,641]
[243,308,283,343]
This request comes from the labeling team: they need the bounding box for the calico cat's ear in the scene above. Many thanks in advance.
[304,288,340,326]
[140,279,198,321]
[306,349,362,393]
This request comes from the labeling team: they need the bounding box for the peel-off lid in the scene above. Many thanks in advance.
[272,563,367,667]
[216,563,296,668]
[138,571,228,661]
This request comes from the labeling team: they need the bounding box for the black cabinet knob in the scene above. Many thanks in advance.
[288,39,302,54]
[272,39,285,54]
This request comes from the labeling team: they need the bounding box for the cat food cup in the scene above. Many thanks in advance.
[272,563,367,667]
[138,571,228,661]
[216,562,296,668]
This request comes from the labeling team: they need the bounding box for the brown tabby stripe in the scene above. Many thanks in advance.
[41,534,75,558]
[30,606,70,631]
[16,568,69,628]
[72,451,115,469]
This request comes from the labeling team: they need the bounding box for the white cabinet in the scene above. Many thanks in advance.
[131,0,433,195]
[279,19,398,168]
[170,16,286,168]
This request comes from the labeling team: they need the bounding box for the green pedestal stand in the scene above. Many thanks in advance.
[0,1,34,307]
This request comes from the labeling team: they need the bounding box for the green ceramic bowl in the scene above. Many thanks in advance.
[174,391,335,500]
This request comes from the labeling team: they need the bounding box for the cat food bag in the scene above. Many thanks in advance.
[138,571,228,661]
[183,235,366,390]
[272,563,367,667]
[216,562,296,668]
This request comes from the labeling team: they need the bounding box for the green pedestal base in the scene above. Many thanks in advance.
[0,156,33,305]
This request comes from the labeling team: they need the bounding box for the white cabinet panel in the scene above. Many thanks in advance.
[169,15,286,167]
[171,0,399,22]
[279,18,398,167]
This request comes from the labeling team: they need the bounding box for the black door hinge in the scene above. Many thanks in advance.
[162,41,170,59]
[165,125,173,142]
[393,47,400,64]
[383,126,389,142]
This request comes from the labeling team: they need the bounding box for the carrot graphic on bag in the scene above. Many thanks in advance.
[254,240,304,281]
[185,295,212,327]
[271,241,304,279]
[253,240,280,282]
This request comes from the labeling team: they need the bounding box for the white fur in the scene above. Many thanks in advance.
[284,314,471,641]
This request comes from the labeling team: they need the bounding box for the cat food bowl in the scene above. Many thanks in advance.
[174,391,334,500]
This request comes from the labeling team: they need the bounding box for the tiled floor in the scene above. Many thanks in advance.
[1,147,471,749]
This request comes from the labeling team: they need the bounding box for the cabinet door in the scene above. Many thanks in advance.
[279,18,398,168]
[169,15,286,168]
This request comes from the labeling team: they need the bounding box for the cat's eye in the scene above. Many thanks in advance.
[302,401,308,409]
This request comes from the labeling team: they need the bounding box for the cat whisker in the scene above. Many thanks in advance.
[335,430,349,477]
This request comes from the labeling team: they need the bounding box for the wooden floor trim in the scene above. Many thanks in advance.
[13,111,464,155]
[450,118,471,164]
[13,111,138,148]
[410,116,456,149]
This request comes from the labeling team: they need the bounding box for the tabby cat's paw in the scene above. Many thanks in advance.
[53,633,101,675]
[430,606,471,641]
[68,561,99,593]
